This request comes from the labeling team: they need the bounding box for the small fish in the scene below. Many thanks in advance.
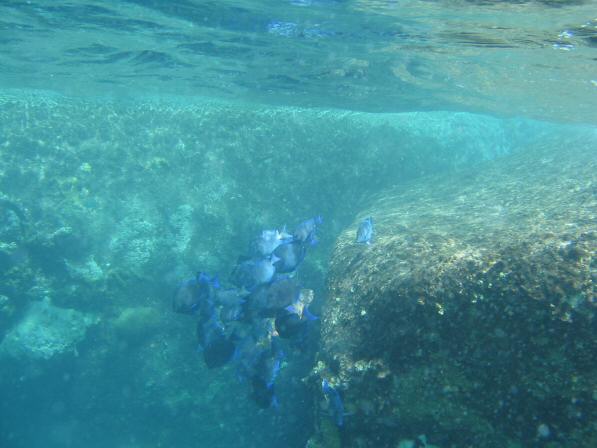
[285,289,317,321]
[356,217,374,244]
[220,303,245,322]
[273,240,306,273]
[215,287,249,307]
[251,256,279,285]
[197,312,236,369]
[293,215,322,245]
[322,379,345,426]
[260,342,285,389]
[248,278,301,316]
[274,311,306,339]
[267,278,302,310]
[252,228,293,256]
[230,255,279,290]
[251,374,277,409]
[268,353,283,388]
[276,289,317,339]
[172,272,215,315]
[250,317,278,342]
[248,340,284,408]
[172,278,203,315]
[197,310,225,347]
[233,332,278,392]
[232,335,263,376]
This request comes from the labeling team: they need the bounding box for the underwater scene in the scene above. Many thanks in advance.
[0,1,595,447]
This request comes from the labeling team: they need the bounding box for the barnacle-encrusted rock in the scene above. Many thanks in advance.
[314,132,596,447]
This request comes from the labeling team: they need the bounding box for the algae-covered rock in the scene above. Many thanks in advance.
[112,306,162,344]
[0,299,97,362]
[0,93,555,314]
[315,132,596,447]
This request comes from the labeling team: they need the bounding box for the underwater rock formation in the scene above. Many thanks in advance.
[313,132,596,447]
[112,306,162,345]
[0,299,97,363]
[0,92,591,447]
[0,93,548,317]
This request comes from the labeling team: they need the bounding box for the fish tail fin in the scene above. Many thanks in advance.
[278,225,293,241]
[285,303,301,315]
[304,306,319,321]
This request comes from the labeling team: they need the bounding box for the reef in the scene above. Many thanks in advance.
[312,131,596,447]
[0,93,544,323]
[0,299,97,364]
[0,91,592,447]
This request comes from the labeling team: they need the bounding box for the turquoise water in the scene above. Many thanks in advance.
[0,1,595,448]
[2,1,596,121]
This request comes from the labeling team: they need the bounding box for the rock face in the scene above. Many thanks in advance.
[0,93,545,319]
[0,299,97,362]
[0,91,592,447]
[313,131,596,447]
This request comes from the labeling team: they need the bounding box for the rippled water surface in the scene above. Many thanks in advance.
[1,0,595,122]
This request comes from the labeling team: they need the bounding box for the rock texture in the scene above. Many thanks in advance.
[0,299,97,362]
[1,92,553,448]
[313,131,596,447]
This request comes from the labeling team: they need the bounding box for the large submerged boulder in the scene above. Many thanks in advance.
[312,131,596,447]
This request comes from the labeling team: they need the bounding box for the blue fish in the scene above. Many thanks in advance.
[232,335,262,378]
[261,341,285,389]
[219,303,245,322]
[197,313,223,348]
[172,272,215,315]
[233,331,274,380]
[252,228,293,256]
[273,240,306,273]
[276,289,317,340]
[322,379,345,426]
[230,255,279,290]
[246,315,278,343]
[215,287,249,307]
[274,310,305,339]
[356,217,374,244]
[285,289,317,321]
[247,339,284,408]
[248,278,301,317]
[197,312,235,369]
[171,215,324,408]
[293,215,322,245]
[251,374,277,409]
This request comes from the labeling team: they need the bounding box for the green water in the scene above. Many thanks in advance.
[0,1,595,447]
